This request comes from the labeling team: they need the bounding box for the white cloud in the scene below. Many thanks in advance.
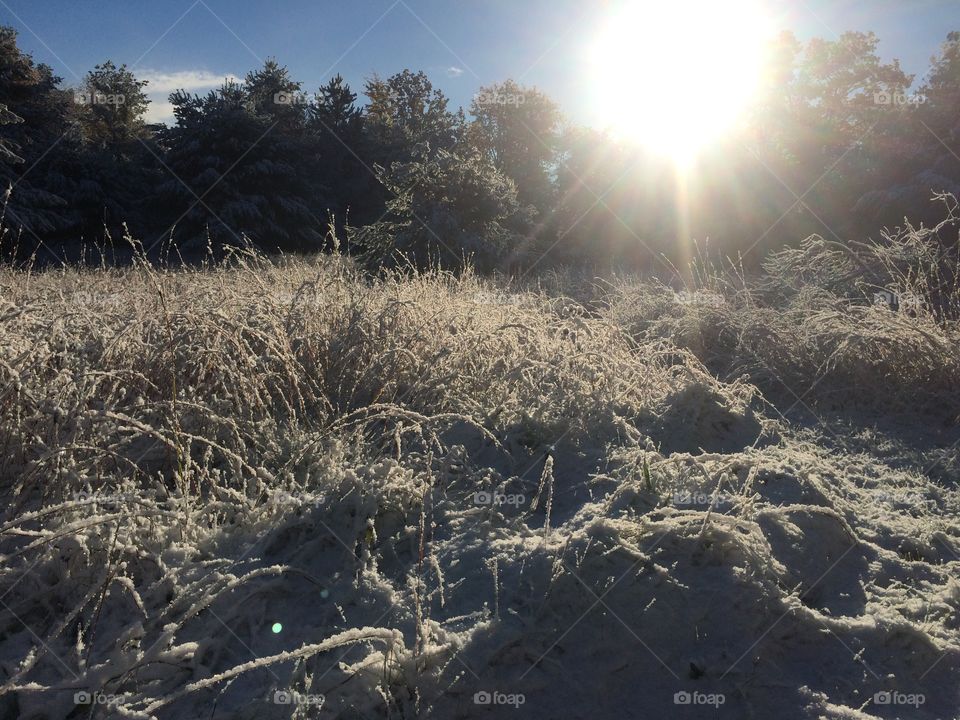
[140,69,241,94]
[445,66,464,78]
[139,69,241,124]
[144,101,176,125]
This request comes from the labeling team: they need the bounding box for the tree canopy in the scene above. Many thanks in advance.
[1,25,959,272]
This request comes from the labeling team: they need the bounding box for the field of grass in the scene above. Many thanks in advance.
[1,231,959,718]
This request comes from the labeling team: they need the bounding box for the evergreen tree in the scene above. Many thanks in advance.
[0,26,78,238]
[468,80,560,214]
[70,61,157,243]
[243,58,306,131]
[307,74,376,239]
[77,61,150,152]
[352,142,525,271]
[158,61,321,253]
[0,102,22,164]
[852,31,960,232]
[364,70,464,167]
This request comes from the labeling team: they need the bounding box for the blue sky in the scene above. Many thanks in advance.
[1,0,958,125]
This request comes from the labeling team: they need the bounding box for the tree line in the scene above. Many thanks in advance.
[1,26,959,272]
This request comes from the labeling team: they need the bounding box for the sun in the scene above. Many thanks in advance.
[587,0,774,167]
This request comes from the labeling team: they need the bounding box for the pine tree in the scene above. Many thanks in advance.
[364,70,464,168]
[70,61,157,243]
[307,74,375,239]
[0,26,78,238]
[0,102,22,164]
[353,142,525,271]
[157,61,322,253]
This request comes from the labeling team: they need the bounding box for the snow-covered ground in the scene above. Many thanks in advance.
[1,255,958,719]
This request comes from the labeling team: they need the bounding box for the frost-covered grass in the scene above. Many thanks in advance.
[602,212,960,423]
[0,243,958,719]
